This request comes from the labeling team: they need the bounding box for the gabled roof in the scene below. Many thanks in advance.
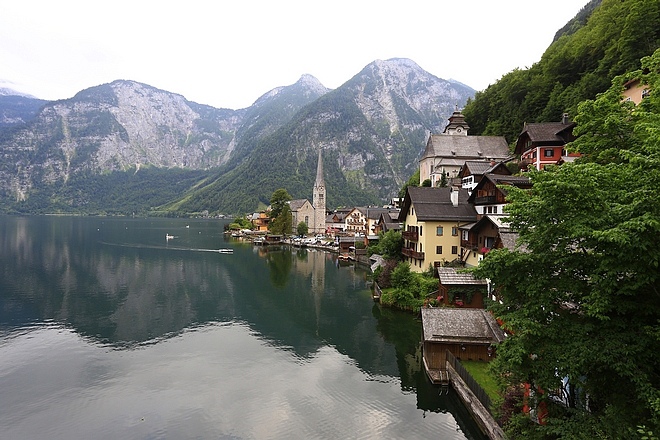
[289,199,311,211]
[515,120,576,154]
[421,134,510,161]
[460,160,511,177]
[421,308,505,344]
[399,187,477,222]
[467,174,532,204]
[437,267,488,286]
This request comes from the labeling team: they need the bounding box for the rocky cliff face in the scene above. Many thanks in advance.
[0,59,473,213]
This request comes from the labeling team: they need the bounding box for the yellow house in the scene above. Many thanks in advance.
[399,186,477,273]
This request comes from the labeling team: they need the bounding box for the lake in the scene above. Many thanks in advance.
[0,216,485,439]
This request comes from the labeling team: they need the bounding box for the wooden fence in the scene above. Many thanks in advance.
[446,350,493,415]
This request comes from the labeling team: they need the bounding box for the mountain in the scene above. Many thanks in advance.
[166,58,475,213]
[0,59,473,215]
[0,87,48,127]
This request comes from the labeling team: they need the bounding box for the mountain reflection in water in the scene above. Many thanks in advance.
[0,216,486,439]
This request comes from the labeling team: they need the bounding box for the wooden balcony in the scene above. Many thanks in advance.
[461,239,479,251]
[474,196,497,204]
[402,230,419,241]
[402,247,425,260]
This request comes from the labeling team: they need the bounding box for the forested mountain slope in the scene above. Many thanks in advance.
[463,0,660,143]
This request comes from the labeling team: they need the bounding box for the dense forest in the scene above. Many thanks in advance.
[463,0,660,144]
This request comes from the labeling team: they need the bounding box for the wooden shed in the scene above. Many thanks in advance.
[435,267,487,308]
[421,308,504,384]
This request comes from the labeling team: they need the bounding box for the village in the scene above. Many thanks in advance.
[225,75,653,439]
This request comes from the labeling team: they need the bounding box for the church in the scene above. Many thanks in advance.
[289,150,326,234]
[419,108,510,187]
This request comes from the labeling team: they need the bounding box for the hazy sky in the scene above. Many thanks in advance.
[1,0,587,109]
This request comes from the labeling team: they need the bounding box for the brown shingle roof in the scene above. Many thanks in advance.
[421,308,505,344]
[400,187,477,222]
[437,267,488,286]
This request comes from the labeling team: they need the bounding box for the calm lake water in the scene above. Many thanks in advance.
[0,216,485,440]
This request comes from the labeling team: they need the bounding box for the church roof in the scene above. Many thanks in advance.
[421,134,510,161]
[289,199,311,211]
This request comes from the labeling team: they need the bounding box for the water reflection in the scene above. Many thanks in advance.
[0,216,486,439]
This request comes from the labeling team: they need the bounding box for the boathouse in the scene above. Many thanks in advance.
[422,308,504,384]
[436,267,487,308]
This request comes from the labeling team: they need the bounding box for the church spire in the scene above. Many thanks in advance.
[315,149,325,186]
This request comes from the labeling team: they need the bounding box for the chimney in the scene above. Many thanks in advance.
[490,159,496,167]
[562,113,569,125]
[450,187,459,207]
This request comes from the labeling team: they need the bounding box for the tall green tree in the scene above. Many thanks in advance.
[472,50,660,438]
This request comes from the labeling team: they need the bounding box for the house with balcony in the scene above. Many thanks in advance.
[399,186,477,273]
[419,108,511,187]
[460,214,525,267]
[374,210,401,235]
[344,207,367,235]
[514,114,580,170]
[466,173,532,217]
[459,160,511,195]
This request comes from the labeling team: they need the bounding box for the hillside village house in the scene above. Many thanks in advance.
[345,207,367,235]
[514,114,580,170]
[459,160,511,195]
[466,173,532,217]
[419,108,510,187]
[622,77,651,104]
[460,214,523,267]
[399,186,477,273]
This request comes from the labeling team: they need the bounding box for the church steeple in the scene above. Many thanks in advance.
[443,105,470,135]
[312,150,326,234]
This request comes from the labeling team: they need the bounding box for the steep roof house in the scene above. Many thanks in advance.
[460,214,525,267]
[345,207,367,235]
[459,160,511,195]
[514,114,580,170]
[399,186,477,273]
[466,173,532,217]
[419,108,511,187]
[374,210,401,235]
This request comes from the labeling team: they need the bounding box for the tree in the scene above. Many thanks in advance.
[296,221,308,237]
[472,50,660,438]
[268,188,293,235]
[398,168,420,199]
[269,203,292,235]
[269,188,291,219]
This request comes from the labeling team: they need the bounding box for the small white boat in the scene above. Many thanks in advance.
[216,249,234,253]
[166,234,175,240]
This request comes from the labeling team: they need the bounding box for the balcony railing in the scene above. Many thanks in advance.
[461,239,479,250]
[402,230,419,241]
[402,248,425,260]
[474,196,497,204]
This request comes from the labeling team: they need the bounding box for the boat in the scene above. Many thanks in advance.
[166,234,175,240]
[216,248,233,253]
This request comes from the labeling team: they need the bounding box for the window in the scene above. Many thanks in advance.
[544,149,554,157]
[452,227,458,236]
[419,226,422,236]
[305,216,309,224]
[436,226,443,236]
[451,246,458,254]
[436,246,442,254]
[462,230,469,241]
[493,206,498,214]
